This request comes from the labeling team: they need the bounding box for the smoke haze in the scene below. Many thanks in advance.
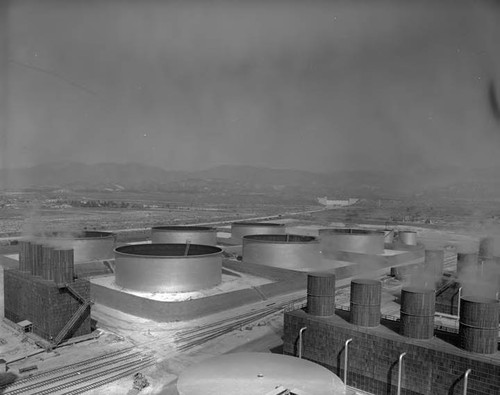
[1,0,500,172]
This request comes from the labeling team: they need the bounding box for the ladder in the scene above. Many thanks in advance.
[52,299,93,347]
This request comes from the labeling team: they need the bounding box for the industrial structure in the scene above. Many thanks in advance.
[114,243,223,292]
[242,234,322,271]
[3,240,92,348]
[319,228,385,255]
[4,219,499,394]
[283,236,500,395]
[398,230,418,246]
[230,222,286,244]
[151,225,217,245]
[317,197,359,207]
[29,230,115,263]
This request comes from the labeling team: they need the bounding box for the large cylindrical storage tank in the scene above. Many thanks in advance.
[479,237,495,260]
[459,296,499,354]
[242,234,321,271]
[399,231,417,246]
[319,229,384,255]
[114,244,222,292]
[307,272,336,316]
[349,279,381,327]
[400,287,435,339]
[424,249,444,284]
[457,252,478,277]
[29,231,115,263]
[231,222,286,244]
[151,226,217,245]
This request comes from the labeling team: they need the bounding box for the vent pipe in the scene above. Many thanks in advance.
[400,287,435,339]
[459,296,499,354]
[306,272,336,316]
[349,279,381,327]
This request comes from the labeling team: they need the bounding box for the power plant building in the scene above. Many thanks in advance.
[283,268,500,394]
[4,241,92,346]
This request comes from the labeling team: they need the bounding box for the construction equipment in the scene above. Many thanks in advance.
[133,372,149,391]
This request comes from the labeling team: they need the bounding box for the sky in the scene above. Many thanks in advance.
[1,0,500,173]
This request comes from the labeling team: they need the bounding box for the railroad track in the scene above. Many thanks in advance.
[1,347,136,391]
[175,296,307,352]
[2,347,154,395]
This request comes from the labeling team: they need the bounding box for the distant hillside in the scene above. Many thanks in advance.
[1,162,500,199]
[0,162,186,190]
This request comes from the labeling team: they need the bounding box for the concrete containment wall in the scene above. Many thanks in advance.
[91,261,307,322]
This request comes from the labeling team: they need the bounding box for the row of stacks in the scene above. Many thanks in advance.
[19,241,75,284]
[305,272,499,354]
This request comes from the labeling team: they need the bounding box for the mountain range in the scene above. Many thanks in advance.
[0,162,499,199]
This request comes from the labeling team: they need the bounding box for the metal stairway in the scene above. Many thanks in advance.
[51,285,93,347]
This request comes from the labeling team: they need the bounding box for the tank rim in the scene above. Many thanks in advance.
[151,225,215,232]
[232,222,285,227]
[319,228,384,235]
[243,234,318,243]
[460,295,499,304]
[402,286,435,293]
[115,243,222,258]
[351,278,381,285]
[32,230,115,240]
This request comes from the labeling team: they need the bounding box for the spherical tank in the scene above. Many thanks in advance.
[400,287,435,339]
[177,352,346,395]
[114,244,222,292]
[242,234,321,271]
[459,296,499,354]
[29,231,115,263]
[319,228,385,255]
[230,222,286,244]
[399,231,417,246]
[151,226,217,245]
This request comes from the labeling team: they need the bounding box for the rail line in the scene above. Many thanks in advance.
[1,346,136,391]
[32,357,155,395]
[175,296,306,352]
[60,359,156,395]
[4,353,151,395]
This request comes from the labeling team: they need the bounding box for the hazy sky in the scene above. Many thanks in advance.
[1,0,500,172]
